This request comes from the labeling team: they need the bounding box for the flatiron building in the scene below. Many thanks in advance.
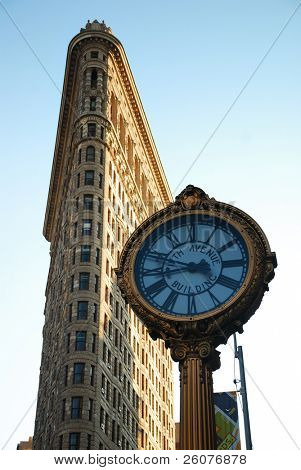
[33,20,175,450]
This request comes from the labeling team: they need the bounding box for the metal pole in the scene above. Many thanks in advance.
[234,334,253,450]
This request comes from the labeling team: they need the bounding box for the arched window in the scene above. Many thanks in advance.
[91,69,97,89]
[86,146,95,162]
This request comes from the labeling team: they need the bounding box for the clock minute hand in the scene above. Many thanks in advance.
[164,267,191,275]
[163,259,192,268]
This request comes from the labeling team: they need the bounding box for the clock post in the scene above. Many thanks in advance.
[116,185,277,450]
[169,339,221,449]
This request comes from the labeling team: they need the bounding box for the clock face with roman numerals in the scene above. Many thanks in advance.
[134,213,249,318]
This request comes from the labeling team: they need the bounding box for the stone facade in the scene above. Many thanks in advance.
[33,20,175,450]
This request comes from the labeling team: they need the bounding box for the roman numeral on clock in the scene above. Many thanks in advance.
[188,295,197,315]
[146,251,167,262]
[216,274,240,290]
[145,278,167,297]
[162,290,178,311]
[205,224,221,244]
[217,239,236,253]
[208,291,220,307]
[222,258,245,268]
[142,267,163,277]
[165,231,180,248]
[187,224,197,242]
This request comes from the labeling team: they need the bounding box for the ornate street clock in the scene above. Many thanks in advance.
[116,185,277,450]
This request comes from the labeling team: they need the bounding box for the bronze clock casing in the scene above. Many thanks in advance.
[116,185,277,349]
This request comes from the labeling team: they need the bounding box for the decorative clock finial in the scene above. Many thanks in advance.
[176,185,210,210]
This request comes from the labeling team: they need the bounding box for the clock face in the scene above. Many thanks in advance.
[134,213,249,318]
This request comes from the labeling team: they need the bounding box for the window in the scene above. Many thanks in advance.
[72,247,76,264]
[106,381,110,401]
[112,419,116,443]
[83,195,93,210]
[78,149,82,164]
[102,342,107,362]
[90,365,95,386]
[96,248,100,265]
[82,219,92,236]
[68,304,72,322]
[99,173,103,189]
[77,301,88,320]
[100,126,104,140]
[100,149,104,165]
[75,331,86,351]
[61,399,66,421]
[113,387,117,408]
[77,173,80,188]
[79,272,90,290]
[73,222,78,239]
[71,397,83,419]
[85,170,94,185]
[93,303,98,322]
[101,373,106,389]
[117,425,121,444]
[64,365,68,386]
[105,412,109,434]
[98,197,102,214]
[86,146,95,162]
[90,97,96,111]
[69,432,80,450]
[94,275,99,293]
[97,223,101,238]
[66,333,70,353]
[88,399,93,420]
[91,51,98,59]
[87,123,96,137]
[73,363,85,384]
[75,197,79,212]
[100,406,105,427]
[91,69,97,88]
[81,245,91,262]
[70,275,74,293]
[92,333,96,353]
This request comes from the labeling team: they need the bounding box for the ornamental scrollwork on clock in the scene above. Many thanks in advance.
[116,185,277,350]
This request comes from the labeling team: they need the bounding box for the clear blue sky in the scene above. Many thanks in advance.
[0,0,300,450]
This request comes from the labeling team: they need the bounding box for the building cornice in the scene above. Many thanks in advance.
[43,28,172,242]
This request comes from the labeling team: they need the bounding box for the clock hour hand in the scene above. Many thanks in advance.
[164,260,211,276]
